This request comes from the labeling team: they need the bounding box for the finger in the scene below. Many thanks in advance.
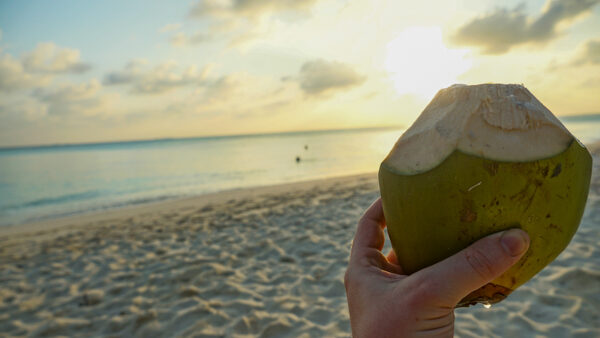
[386,249,400,266]
[410,228,529,306]
[351,198,386,254]
[364,249,404,275]
[386,249,404,274]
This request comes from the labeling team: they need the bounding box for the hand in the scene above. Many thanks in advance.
[344,198,530,337]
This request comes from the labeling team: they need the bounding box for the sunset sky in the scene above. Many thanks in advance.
[1,0,599,147]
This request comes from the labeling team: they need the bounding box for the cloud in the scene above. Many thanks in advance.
[1,43,91,92]
[0,98,48,122]
[170,31,209,46]
[451,0,600,54]
[159,23,209,47]
[31,79,115,117]
[0,54,49,91]
[202,75,239,102]
[186,0,321,48]
[573,39,600,65]
[0,42,91,92]
[33,79,101,103]
[159,23,182,32]
[104,60,212,94]
[1,78,117,125]
[286,59,366,96]
[103,59,147,85]
[22,42,91,73]
[545,38,600,71]
[163,71,300,120]
[581,76,600,86]
[163,73,241,112]
[189,0,318,18]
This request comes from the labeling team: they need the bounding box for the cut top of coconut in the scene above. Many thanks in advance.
[383,83,574,175]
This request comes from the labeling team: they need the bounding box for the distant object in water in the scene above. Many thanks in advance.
[296,156,301,163]
[304,145,308,150]
[0,127,409,226]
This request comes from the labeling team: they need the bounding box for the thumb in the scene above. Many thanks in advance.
[411,228,530,306]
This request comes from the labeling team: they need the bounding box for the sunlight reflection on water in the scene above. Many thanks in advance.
[0,115,597,227]
[0,128,403,226]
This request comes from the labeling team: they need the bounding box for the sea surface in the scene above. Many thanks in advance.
[0,128,402,226]
[1,116,599,227]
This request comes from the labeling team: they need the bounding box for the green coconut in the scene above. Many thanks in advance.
[379,83,592,307]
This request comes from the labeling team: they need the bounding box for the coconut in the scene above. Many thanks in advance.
[379,83,592,307]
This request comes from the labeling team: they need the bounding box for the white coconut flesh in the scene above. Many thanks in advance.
[383,84,575,175]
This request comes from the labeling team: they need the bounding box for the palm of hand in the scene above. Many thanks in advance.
[344,198,529,338]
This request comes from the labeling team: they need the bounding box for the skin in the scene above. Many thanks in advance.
[344,198,530,337]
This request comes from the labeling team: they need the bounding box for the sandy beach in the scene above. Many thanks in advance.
[1,143,599,337]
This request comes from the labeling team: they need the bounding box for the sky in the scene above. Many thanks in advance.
[0,0,599,147]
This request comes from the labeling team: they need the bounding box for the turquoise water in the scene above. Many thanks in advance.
[0,128,402,226]
[0,116,598,227]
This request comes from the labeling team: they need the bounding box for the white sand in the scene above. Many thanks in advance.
[0,144,599,337]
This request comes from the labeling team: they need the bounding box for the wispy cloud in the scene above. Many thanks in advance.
[189,0,318,19]
[33,79,100,103]
[544,38,600,71]
[0,42,105,123]
[31,79,116,117]
[572,39,600,65]
[451,0,600,54]
[22,42,91,73]
[0,54,48,91]
[159,23,182,33]
[170,31,210,46]
[164,71,299,120]
[202,75,239,102]
[284,59,366,96]
[0,42,90,92]
[186,0,321,48]
[0,98,48,122]
[103,60,212,94]
[0,79,116,122]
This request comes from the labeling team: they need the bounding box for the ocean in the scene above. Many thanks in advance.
[1,116,598,227]
[0,127,402,226]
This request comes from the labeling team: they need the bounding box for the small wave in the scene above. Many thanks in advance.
[3,190,102,211]
[0,193,182,227]
[105,194,177,209]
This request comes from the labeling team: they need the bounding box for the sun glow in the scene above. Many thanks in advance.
[385,26,472,99]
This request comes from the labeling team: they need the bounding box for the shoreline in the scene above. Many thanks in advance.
[0,126,404,151]
[3,140,598,238]
[0,171,383,336]
[0,172,377,238]
[0,145,598,336]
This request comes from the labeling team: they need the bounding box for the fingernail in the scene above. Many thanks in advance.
[500,229,529,257]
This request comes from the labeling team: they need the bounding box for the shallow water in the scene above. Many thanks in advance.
[1,115,597,227]
[0,128,402,226]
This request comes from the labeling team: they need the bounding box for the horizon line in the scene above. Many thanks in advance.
[0,125,405,152]
[2,111,598,151]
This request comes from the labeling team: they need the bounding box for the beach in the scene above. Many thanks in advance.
[0,143,599,337]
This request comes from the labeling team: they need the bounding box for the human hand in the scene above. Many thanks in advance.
[344,198,530,337]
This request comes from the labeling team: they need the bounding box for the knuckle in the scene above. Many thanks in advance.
[464,247,496,281]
